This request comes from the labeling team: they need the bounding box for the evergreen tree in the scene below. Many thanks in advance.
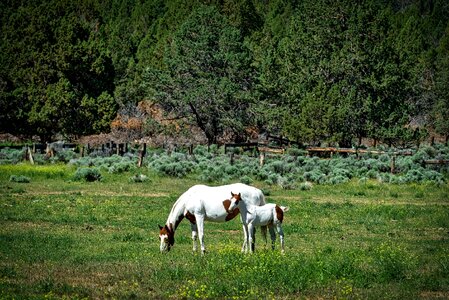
[143,5,254,144]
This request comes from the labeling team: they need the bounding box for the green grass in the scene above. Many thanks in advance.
[1,164,448,299]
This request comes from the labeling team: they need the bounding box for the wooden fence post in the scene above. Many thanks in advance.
[259,151,265,166]
[138,143,146,167]
[390,155,396,174]
[45,143,54,158]
[26,146,34,164]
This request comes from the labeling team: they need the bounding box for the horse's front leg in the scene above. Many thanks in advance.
[195,214,206,254]
[190,222,198,253]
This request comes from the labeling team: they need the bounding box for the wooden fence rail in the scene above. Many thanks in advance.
[423,160,449,165]
[306,147,414,156]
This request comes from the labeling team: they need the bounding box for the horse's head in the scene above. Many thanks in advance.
[158,224,174,252]
[228,192,242,212]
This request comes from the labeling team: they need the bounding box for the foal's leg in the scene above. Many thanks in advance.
[190,222,198,252]
[268,224,276,250]
[241,224,249,253]
[260,225,268,249]
[276,223,285,253]
[248,223,256,253]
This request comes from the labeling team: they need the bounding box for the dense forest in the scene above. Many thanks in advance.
[1,0,448,146]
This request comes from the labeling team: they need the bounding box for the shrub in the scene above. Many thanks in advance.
[287,147,307,157]
[73,167,102,182]
[0,148,25,164]
[148,151,196,178]
[421,170,445,184]
[264,172,280,185]
[303,170,326,184]
[199,168,221,182]
[327,175,349,185]
[224,165,238,176]
[303,157,320,172]
[366,169,379,179]
[377,173,391,184]
[9,175,31,183]
[108,159,135,174]
[53,150,78,163]
[299,181,313,191]
[88,149,111,157]
[404,168,425,182]
[193,145,210,157]
[129,174,149,183]
[158,162,188,177]
[240,175,253,185]
[329,168,352,180]
[395,157,415,173]
[389,175,407,184]
[413,146,436,163]
[69,154,137,174]
[278,176,296,190]
[358,177,369,184]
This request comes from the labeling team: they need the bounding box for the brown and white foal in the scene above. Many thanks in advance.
[228,192,289,253]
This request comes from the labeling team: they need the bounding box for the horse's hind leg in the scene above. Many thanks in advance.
[190,223,198,252]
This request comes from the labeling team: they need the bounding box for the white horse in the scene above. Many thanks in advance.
[228,192,289,253]
[158,183,267,254]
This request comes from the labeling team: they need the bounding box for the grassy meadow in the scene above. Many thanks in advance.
[1,163,449,299]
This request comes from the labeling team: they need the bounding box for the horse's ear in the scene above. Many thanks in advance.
[158,224,163,230]
[231,192,235,197]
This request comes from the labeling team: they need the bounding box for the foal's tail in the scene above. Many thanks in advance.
[280,206,289,213]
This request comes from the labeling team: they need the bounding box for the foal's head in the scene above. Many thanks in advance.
[158,224,174,252]
[228,192,242,212]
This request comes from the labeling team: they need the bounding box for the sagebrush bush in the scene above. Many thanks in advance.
[264,172,280,185]
[0,148,25,164]
[240,175,253,185]
[73,167,102,182]
[304,169,326,184]
[299,181,313,190]
[278,176,296,189]
[327,175,349,185]
[287,148,307,157]
[70,154,137,174]
[129,174,149,183]
[53,150,78,163]
[9,175,31,183]
[5,144,446,186]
